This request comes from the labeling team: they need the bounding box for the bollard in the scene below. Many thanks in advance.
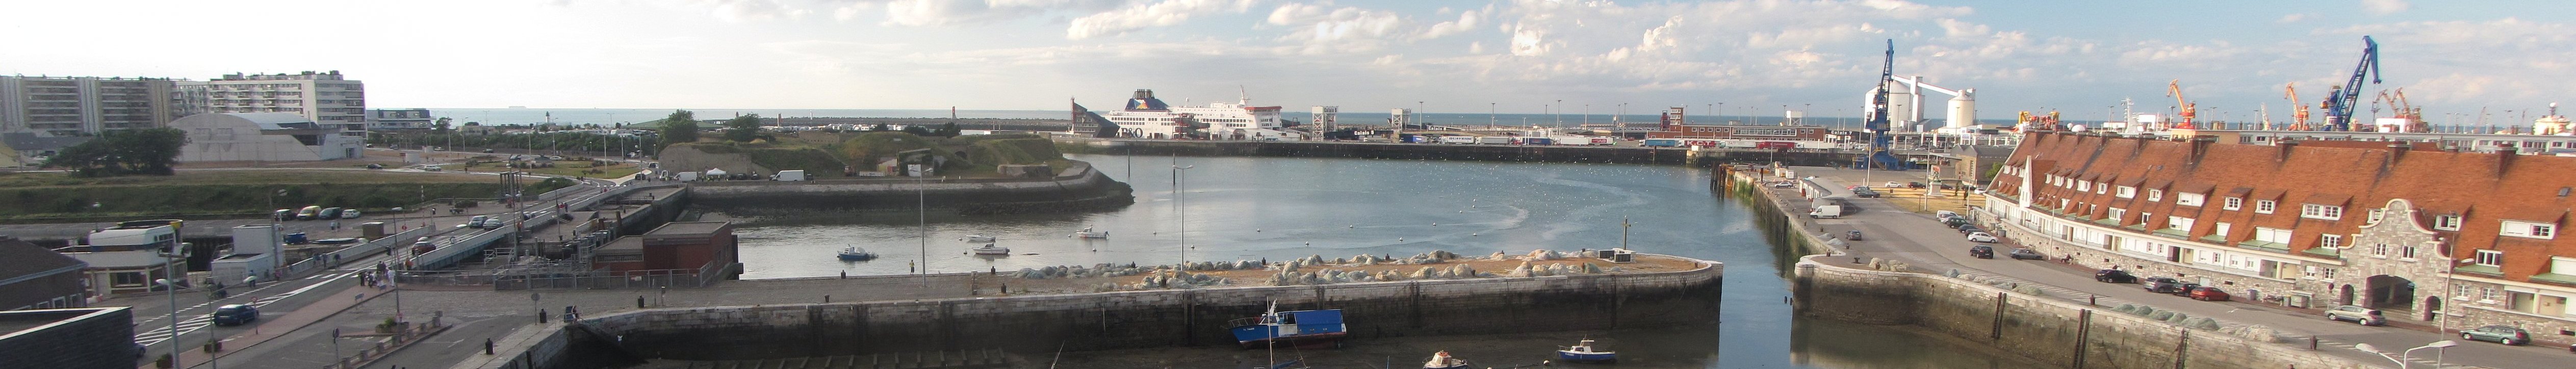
[1853,257,1862,263]
[538,308,548,323]
[2308,336,2319,350]
[638,296,646,308]
[824,295,831,303]
[839,271,846,279]
[485,338,496,355]
[2088,296,2097,306]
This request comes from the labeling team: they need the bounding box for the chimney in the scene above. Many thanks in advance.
[2188,136,2217,166]
[2276,139,2299,162]
[2385,142,2409,168]
[2496,144,2519,174]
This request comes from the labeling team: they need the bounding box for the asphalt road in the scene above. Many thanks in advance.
[1786,166,2564,369]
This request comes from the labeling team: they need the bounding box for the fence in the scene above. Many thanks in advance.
[494,260,731,290]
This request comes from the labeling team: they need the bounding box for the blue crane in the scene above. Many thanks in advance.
[2322,36,2381,131]
[1863,40,1902,170]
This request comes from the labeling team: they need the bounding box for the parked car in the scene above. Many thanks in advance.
[1771,181,1795,188]
[1884,181,1903,188]
[2323,305,2386,326]
[319,207,344,220]
[2460,325,2531,346]
[2185,286,2230,301]
[1969,245,1995,259]
[482,148,496,153]
[1956,225,1984,234]
[2144,277,2191,294]
[340,209,361,219]
[273,209,295,221]
[1853,189,1882,198]
[1935,210,1960,219]
[365,164,384,170]
[1966,232,1999,243]
[2008,247,2045,260]
[1942,218,1973,227]
[211,304,259,326]
[2095,270,2139,283]
[1846,230,1864,241]
[1908,181,1926,188]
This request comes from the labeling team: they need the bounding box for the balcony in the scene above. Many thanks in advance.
[2530,273,2576,287]
[2299,247,2340,259]
[2150,228,2191,240]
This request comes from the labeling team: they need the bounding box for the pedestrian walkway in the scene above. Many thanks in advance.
[149,282,389,369]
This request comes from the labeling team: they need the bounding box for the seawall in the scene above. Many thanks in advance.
[460,257,1720,368]
[1056,138,1862,167]
[685,161,1133,215]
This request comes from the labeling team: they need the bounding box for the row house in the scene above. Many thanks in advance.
[1981,132,2576,344]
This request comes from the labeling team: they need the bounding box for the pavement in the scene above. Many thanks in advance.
[1771,166,2562,369]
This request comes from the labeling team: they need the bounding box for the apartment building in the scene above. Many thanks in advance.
[366,108,434,130]
[176,71,368,130]
[0,76,179,138]
[1981,131,2576,345]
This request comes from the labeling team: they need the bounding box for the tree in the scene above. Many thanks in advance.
[463,121,481,126]
[432,117,453,133]
[723,114,762,143]
[657,110,699,147]
[936,122,962,137]
[43,127,189,177]
[869,123,891,131]
[900,125,933,136]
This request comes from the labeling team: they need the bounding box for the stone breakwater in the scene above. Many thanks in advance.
[463,254,1719,368]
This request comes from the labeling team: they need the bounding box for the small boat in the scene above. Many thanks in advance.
[960,235,996,243]
[1071,227,1109,239]
[1228,303,1346,349]
[836,246,877,261]
[1421,351,1470,368]
[1556,339,1616,363]
[970,244,1011,255]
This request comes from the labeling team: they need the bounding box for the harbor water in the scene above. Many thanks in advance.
[710,154,2049,368]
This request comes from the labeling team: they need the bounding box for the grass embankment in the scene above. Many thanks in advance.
[454,159,643,179]
[675,132,1067,178]
[0,171,563,222]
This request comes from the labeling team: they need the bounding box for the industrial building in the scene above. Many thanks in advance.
[1982,131,2576,346]
[591,221,740,280]
[168,112,367,162]
[0,238,87,310]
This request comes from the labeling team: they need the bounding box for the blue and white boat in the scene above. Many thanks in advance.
[1556,339,1616,363]
[836,246,877,261]
[1228,303,1346,349]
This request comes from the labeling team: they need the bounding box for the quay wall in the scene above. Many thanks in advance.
[1055,138,1860,167]
[685,161,1132,215]
[1725,168,2372,369]
[513,259,1720,364]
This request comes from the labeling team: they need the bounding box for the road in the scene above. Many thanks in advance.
[1780,166,2558,369]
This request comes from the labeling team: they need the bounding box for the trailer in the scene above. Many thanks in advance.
[1641,139,1681,147]
[1439,136,1478,144]
[1754,141,1798,150]
[1521,138,1554,145]
[1474,137,1514,145]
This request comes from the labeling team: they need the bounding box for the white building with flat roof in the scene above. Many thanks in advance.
[367,108,433,129]
[176,71,368,129]
[169,113,366,161]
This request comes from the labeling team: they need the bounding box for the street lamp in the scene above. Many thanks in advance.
[2353,340,2458,369]
[1489,102,1497,127]
[1555,99,1563,126]
[1173,164,1195,257]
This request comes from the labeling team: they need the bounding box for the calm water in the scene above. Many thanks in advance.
[713,154,2049,368]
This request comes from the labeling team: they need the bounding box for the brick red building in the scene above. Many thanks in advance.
[591,222,739,280]
[1983,131,2576,344]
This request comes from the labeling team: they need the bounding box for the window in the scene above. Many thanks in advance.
[2254,227,2293,244]
[2140,212,2153,226]
[2317,267,2336,280]
[2076,181,2090,191]
[2301,204,2343,220]
[2320,234,2343,249]
[2117,186,2137,198]
[2503,220,2559,240]
[2371,243,2389,256]
[2554,257,2576,275]
[2108,208,2127,222]
[2400,245,2418,259]
[2435,215,2462,230]
[2255,200,2277,214]
[2483,286,2502,302]
[2223,197,2243,210]
[2176,193,2205,206]
[2367,209,2385,224]
[2168,216,2194,231]
[2097,182,2109,194]
[2475,249,2505,267]
[2457,284,2476,300]
[110,272,146,286]
[2148,189,2164,202]
[2213,222,2232,238]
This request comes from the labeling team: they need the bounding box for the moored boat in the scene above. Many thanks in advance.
[970,244,1011,255]
[1228,303,1346,349]
[1556,339,1616,363]
[1421,351,1470,368]
[836,246,877,261]
[1071,227,1109,239]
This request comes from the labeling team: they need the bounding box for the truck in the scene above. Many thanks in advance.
[1562,137,1614,145]
[1520,138,1554,145]
[1641,139,1681,147]
[775,170,807,181]
[1438,136,1478,144]
[1809,204,1845,219]
[1474,136,1513,145]
[677,172,701,181]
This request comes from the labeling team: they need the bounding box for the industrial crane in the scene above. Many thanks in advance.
[2167,80,2197,129]
[2374,88,2424,133]
[2284,83,2311,130]
[2322,36,2382,131]
[1862,40,1901,170]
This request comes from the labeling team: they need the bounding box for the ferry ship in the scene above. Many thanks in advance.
[1087,89,1308,140]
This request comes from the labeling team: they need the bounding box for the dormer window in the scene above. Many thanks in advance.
[2503,220,2558,240]
[2117,186,2137,198]
[2255,200,2276,214]
[2434,215,2462,230]
[2300,204,2343,220]
[2147,189,2163,202]
[2223,197,2243,210]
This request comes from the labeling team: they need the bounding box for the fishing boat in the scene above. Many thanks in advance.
[1228,303,1346,349]
[959,235,996,243]
[1421,351,1470,368]
[836,246,877,261]
[1555,339,1616,363]
[970,243,1011,255]
[1070,227,1109,239]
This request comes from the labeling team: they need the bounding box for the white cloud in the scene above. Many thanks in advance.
[1267,5,1406,54]
[2277,13,2309,23]
[1415,8,1483,40]
[2362,0,2410,15]
[1067,0,1257,39]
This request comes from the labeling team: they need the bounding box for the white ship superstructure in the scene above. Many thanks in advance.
[1096,89,1306,140]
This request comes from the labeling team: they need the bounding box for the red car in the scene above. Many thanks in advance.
[2185,286,2231,301]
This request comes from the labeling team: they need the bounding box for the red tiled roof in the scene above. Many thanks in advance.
[1995,133,2576,281]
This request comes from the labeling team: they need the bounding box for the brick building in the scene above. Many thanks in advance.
[591,222,739,280]
[0,238,87,310]
[1982,131,2576,345]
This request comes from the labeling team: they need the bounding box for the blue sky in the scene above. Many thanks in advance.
[9,0,2572,124]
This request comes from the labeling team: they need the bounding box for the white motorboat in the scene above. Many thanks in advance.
[1071,227,1109,239]
[970,244,1011,255]
[960,235,996,243]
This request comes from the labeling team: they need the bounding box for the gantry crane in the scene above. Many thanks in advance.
[2322,36,2382,131]
[2167,80,2197,129]
[2285,83,2311,130]
[1862,40,1901,170]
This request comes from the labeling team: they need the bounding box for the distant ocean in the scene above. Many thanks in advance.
[426,107,2033,130]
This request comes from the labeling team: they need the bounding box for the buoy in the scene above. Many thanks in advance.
[1398,238,1405,241]
[1472,233,1479,236]
[1432,223,1439,226]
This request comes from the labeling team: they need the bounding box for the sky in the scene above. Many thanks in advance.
[8,0,2575,124]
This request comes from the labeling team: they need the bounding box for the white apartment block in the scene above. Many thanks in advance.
[0,76,179,138]
[367,108,434,130]
[176,71,368,131]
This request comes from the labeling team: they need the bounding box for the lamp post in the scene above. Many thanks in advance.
[1555,99,1563,126]
[2353,340,2458,369]
[1172,164,1195,262]
[1489,102,1497,127]
[1717,102,1725,124]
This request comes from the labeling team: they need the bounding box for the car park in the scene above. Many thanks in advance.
[1846,230,1864,241]
[2008,247,2044,260]
[2185,286,2230,301]
[2323,305,2385,326]
[211,304,259,326]
[1966,232,1999,243]
[1969,245,1994,259]
[2460,325,2531,345]
[2095,270,2139,283]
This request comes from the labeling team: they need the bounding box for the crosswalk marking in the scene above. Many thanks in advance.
[133,271,356,346]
